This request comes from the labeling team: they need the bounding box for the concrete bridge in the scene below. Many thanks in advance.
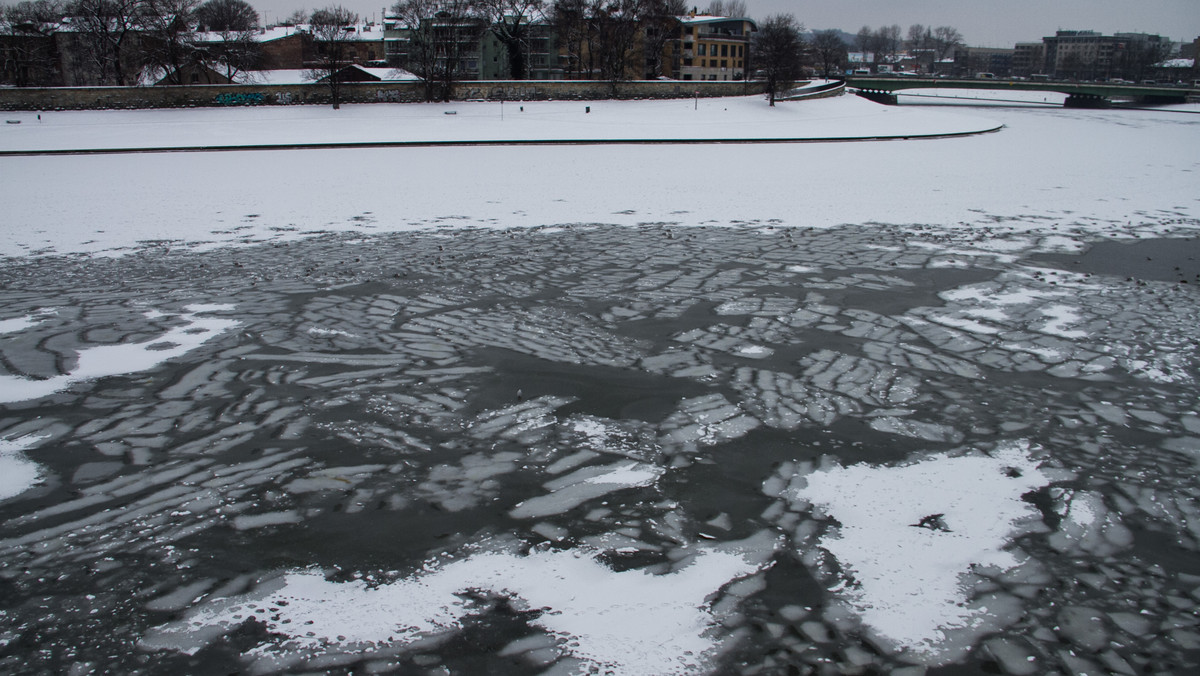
[845,76,1199,108]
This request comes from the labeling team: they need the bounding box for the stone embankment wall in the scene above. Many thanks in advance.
[0,79,770,111]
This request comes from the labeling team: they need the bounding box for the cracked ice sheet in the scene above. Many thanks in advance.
[142,534,778,676]
[791,440,1056,663]
[0,304,238,404]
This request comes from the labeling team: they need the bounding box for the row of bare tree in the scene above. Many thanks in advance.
[855,23,964,64]
[1,0,265,85]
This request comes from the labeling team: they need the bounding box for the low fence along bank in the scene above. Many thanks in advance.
[0,79,770,111]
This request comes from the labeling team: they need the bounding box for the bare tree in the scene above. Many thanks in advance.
[810,28,846,79]
[391,0,485,101]
[639,0,686,79]
[854,25,871,65]
[194,0,256,30]
[281,8,308,25]
[905,23,926,50]
[703,0,743,17]
[932,25,962,61]
[752,12,803,105]
[879,23,900,62]
[478,0,542,79]
[1,0,64,86]
[589,0,640,84]
[193,0,260,81]
[141,0,200,84]
[549,0,586,78]
[68,0,145,85]
[308,5,359,108]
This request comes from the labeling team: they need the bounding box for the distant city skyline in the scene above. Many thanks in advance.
[245,0,1200,47]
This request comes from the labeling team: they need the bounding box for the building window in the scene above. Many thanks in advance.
[722,60,727,68]
[698,44,706,56]
[721,44,728,57]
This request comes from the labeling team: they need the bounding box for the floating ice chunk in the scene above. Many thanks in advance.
[418,452,523,512]
[285,465,388,494]
[145,579,218,612]
[927,314,1002,336]
[1182,415,1200,435]
[469,396,574,445]
[659,394,760,451]
[559,415,659,462]
[510,461,663,519]
[142,536,775,675]
[868,417,964,444]
[714,299,759,315]
[735,344,773,359]
[231,510,303,531]
[0,434,48,500]
[787,440,1056,665]
[1119,351,1190,384]
[0,304,238,404]
[1056,606,1110,652]
[1108,611,1154,637]
[982,636,1040,675]
[1047,490,1132,557]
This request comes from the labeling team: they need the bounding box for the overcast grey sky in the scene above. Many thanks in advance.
[249,0,1200,47]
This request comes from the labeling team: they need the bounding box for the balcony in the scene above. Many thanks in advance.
[697,33,748,42]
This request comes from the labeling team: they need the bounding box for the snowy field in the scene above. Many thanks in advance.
[1,92,1200,675]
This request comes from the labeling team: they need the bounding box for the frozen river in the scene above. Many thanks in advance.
[1,97,1199,675]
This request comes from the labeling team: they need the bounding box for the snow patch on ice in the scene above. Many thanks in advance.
[789,440,1054,663]
[1036,304,1088,339]
[0,434,48,500]
[307,326,359,339]
[0,309,55,334]
[143,535,777,675]
[0,304,238,404]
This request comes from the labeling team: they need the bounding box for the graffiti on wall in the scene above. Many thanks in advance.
[214,92,265,106]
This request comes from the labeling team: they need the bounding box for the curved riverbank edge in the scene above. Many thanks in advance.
[0,123,1005,156]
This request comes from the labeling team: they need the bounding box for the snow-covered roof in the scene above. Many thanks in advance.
[195,25,308,44]
[343,66,419,81]
[678,15,753,26]
[1153,58,1194,69]
[204,22,386,43]
[234,69,313,85]
[235,66,417,85]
